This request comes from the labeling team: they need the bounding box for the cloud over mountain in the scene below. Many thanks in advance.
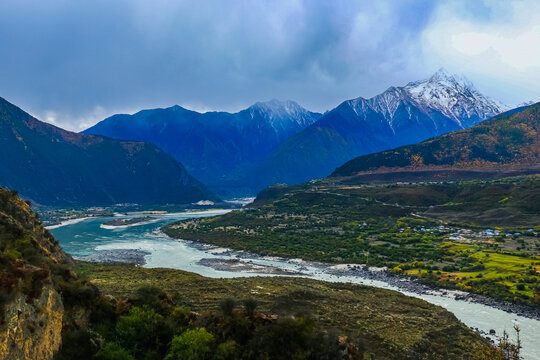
[0,0,537,131]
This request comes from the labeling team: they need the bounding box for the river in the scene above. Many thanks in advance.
[49,210,540,359]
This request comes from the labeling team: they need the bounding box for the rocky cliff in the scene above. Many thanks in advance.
[0,285,64,360]
[0,188,89,359]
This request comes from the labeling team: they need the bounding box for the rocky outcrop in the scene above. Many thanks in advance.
[0,285,64,360]
[0,188,90,360]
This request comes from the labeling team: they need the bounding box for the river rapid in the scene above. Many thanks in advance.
[49,210,540,359]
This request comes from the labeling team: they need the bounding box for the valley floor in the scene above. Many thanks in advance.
[75,261,491,360]
[163,176,540,310]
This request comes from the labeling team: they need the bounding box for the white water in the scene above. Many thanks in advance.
[50,210,540,359]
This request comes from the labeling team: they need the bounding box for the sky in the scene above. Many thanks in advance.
[0,0,538,131]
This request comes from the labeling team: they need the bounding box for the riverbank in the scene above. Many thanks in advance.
[189,240,540,321]
[162,180,540,310]
[197,258,302,275]
[80,229,540,321]
[45,216,93,229]
[49,210,540,359]
[73,261,493,360]
[80,249,151,265]
[323,263,540,321]
[100,216,158,229]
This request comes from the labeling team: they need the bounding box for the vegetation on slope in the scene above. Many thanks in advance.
[83,100,322,189]
[0,187,524,359]
[0,96,217,206]
[68,262,493,360]
[0,188,94,313]
[163,177,540,308]
[0,188,97,359]
[332,102,540,178]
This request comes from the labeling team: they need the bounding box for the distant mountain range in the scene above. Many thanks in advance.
[84,100,322,191]
[245,69,508,189]
[332,102,539,180]
[0,97,217,206]
[85,69,508,194]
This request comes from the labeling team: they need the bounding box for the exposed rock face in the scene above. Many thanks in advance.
[0,285,64,360]
[0,188,89,360]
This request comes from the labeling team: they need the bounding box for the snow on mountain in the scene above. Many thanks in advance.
[516,100,536,107]
[246,99,320,129]
[403,68,508,127]
[84,99,321,189]
[245,69,512,191]
[347,68,507,130]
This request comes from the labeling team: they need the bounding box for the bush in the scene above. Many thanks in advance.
[243,298,257,317]
[116,305,171,359]
[165,328,215,360]
[94,342,134,360]
[132,285,168,313]
[169,306,193,332]
[214,341,237,360]
[55,329,99,360]
[219,298,236,317]
[247,316,343,360]
[56,279,97,308]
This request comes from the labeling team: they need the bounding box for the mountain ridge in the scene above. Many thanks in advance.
[332,102,540,179]
[0,96,217,206]
[83,70,508,193]
[244,69,507,189]
[84,99,322,191]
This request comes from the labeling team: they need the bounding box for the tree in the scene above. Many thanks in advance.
[213,341,237,360]
[475,325,522,360]
[243,298,257,317]
[94,342,134,360]
[116,306,171,358]
[219,298,236,317]
[166,328,215,360]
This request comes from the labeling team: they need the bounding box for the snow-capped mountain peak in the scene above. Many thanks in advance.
[249,99,303,117]
[402,69,508,127]
[246,99,321,128]
[424,67,475,90]
[341,69,508,135]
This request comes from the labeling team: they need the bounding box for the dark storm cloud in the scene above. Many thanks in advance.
[0,0,536,130]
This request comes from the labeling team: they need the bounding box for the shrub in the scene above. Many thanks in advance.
[247,316,343,359]
[55,329,99,360]
[94,342,134,360]
[219,298,236,317]
[133,285,168,312]
[56,279,97,308]
[165,328,215,360]
[116,305,171,359]
[169,306,193,332]
[243,298,257,317]
[214,341,237,360]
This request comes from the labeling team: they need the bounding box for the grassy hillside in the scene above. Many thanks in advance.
[74,262,492,360]
[332,103,540,178]
[164,177,540,308]
[0,186,523,359]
